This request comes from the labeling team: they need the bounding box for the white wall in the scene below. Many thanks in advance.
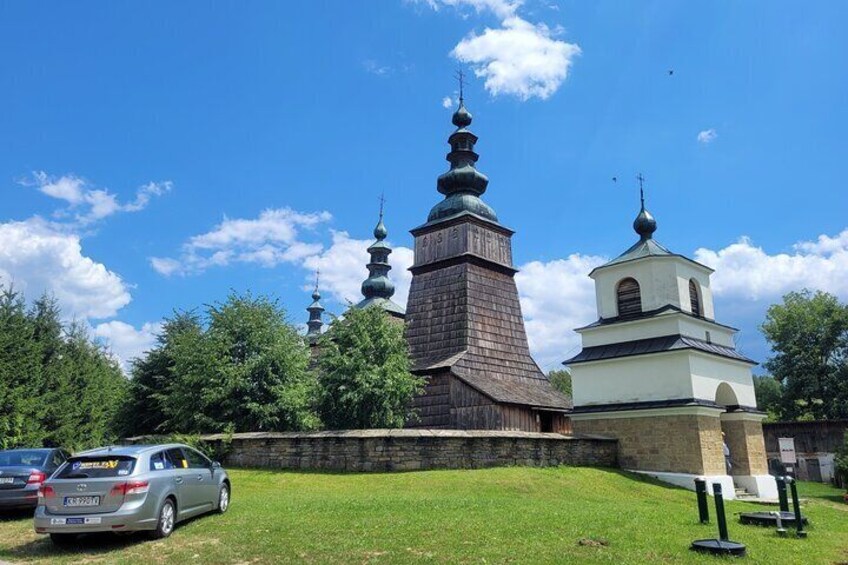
[592,255,715,320]
[571,349,757,407]
[689,353,757,407]
[579,313,736,348]
[571,351,695,406]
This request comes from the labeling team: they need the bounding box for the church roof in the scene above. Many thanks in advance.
[590,189,712,275]
[354,204,406,317]
[355,296,406,318]
[424,96,499,226]
[564,333,756,366]
[576,304,739,332]
[411,350,572,411]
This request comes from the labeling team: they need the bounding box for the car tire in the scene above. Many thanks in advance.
[149,498,176,540]
[216,483,230,514]
[49,533,77,546]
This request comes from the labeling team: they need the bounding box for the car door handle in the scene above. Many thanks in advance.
[196,475,203,481]
[175,477,184,484]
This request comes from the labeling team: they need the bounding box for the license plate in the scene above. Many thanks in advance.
[0,477,13,484]
[63,496,100,507]
[50,517,102,525]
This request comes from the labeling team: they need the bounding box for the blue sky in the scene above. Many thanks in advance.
[1,1,847,372]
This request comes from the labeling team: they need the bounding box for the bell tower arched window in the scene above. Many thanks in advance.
[689,279,702,317]
[616,278,642,317]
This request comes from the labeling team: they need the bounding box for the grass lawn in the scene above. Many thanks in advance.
[0,467,846,564]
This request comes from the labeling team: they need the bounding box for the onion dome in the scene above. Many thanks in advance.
[427,99,498,224]
[355,206,406,318]
[633,205,657,240]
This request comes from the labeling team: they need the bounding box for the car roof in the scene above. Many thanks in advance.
[73,443,191,458]
[0,448,53,453]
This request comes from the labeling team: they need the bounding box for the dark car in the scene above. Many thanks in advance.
[0,448,69,510]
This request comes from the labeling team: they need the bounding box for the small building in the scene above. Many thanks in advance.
[404,97,571,432]
[763,420,848,485]
[565,189,776,499]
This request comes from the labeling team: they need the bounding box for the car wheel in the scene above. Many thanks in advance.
[149,498,176,540]
[217,483,230,513]
[49,533,77,546]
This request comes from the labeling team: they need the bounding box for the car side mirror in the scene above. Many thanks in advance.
[211,461,222,469]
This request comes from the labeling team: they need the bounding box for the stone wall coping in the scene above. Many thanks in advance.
[197,429,616,442]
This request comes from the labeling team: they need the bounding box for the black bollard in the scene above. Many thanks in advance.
[787,478,807,538]
[690,482,746,556]
[695,478,710,524]
[714,483,729,541]
[776,476,789,513]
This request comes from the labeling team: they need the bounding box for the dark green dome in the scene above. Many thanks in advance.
[452,102,472,128]
[633,206,657,239]
[361,274,394,299]
[428,193,498,223]
[425,98,499,226]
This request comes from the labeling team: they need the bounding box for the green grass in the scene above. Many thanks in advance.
[0,467,846,564]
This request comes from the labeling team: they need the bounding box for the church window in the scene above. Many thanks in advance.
[616,278,642,317]
[689,279,702,317]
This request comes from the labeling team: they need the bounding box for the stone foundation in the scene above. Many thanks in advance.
[572,410,725,475]
[721,413,768,476]
[195,429,618,472]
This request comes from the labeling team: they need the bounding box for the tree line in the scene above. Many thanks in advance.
[0,285,422,448]
[0,287,127,450]
[2,283,847,450]
[118,292,423,438]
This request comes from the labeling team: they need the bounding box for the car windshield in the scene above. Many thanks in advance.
[56,456,136,479]
[0,450,48,467]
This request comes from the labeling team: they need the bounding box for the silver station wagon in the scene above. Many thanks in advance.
[33,443,230,544]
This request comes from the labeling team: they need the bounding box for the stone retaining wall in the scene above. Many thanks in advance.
[198,430,618,472]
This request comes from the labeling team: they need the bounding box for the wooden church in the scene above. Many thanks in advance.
[402,97,572,432]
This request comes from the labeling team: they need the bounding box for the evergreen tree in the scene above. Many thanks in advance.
[0,285,127,449]
[31,294,76,447]
[0,287,43,448]
[316,306,423,429]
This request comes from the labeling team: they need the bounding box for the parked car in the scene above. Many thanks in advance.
[0,448,70,510]
[33,443,230,544]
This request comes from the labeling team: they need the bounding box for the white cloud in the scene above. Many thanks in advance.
[697,128,717,144]
[300,230,413,310]
[695,230,848,301]
[442,96,455,108]
[26,171,171,225]
[515,254,606,371]
[423,0,520,19]
[94,320,162,372]
[452,17,580,100]
[421,0,580,100]
[363,59,391,76]
[152,208,332,276]
[0,217,131,319]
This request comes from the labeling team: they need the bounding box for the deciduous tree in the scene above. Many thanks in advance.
[316,306,423,429]
[761,290,848,420]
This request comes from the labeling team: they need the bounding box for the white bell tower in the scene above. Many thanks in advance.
[566,182,776,499]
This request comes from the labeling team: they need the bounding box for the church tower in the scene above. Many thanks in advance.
[305,273,324,346]
[353,204,405,319]
[565,183,776,499]
[404,96,571,431]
